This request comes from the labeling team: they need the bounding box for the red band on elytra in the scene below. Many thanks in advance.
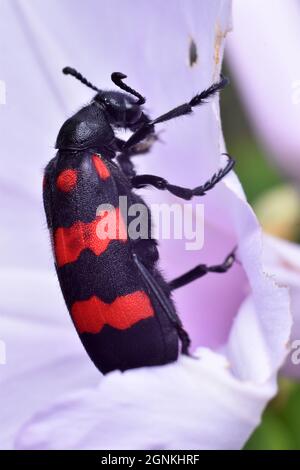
[71,291,154,334]
[54,207,127,267]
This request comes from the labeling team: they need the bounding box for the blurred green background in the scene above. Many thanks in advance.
[221,63,300,450]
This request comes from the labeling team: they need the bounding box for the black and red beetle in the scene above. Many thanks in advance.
[43,67,235,374]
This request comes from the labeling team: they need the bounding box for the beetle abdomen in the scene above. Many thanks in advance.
[43,150,179,373]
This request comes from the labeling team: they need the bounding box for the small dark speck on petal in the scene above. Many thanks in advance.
[189,38,198,67]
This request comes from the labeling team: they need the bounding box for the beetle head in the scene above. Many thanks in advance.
[63,67,145,128]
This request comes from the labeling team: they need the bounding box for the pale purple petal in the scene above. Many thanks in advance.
[226,0,300,182]
[262,235,300,378]
[16,352,276,450]
[0,268,99,449]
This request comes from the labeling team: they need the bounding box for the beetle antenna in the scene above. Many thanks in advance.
[62,67,100,93]
[111,72,145,105]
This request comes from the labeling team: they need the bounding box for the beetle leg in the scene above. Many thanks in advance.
[169,249,236,291]
[131,154,235,199]
[178,326,191,355]
[123,75,228,150]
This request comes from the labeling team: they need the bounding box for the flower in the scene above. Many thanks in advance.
[226,0,300,183]
[0,0,292,450]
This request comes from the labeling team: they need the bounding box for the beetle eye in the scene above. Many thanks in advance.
[102,97,110,106]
